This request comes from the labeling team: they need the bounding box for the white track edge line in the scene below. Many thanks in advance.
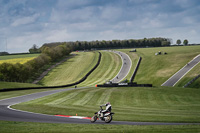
[161,54,200,86]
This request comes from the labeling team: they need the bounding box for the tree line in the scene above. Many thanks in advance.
[0,42,72,82]
[42,37,171,51]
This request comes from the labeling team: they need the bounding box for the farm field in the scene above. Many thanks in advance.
[118,46,200,86]
[0,54,39,64]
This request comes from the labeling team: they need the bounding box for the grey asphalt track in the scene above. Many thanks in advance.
[111,51,132,83]
[162,55,200,87]
[0,87,199,125]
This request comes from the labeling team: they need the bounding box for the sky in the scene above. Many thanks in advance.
[0,0,200,53]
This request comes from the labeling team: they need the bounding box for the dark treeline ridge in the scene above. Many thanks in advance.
[0,43,72,83]
[42,37,171,50]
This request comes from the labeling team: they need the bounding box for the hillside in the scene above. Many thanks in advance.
[118,46,200,86]
[39,51,99,86]
[79,51,122,86]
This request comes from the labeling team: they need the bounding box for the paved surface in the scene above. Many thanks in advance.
[162,55,200,87]
[111,51,132,83]
[1,87,199,125]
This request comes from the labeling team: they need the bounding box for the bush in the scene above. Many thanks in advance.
[0,43,73,83]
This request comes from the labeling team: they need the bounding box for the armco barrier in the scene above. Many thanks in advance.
[97,82,152,87]
[130,57,142,83]
[0,52,102,92]
[183,74,200,88]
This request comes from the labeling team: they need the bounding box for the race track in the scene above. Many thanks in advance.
[0,87,199,125]
[162,54,200,87]
[111,51,132,83]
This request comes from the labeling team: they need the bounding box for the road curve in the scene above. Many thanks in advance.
[111,51,132,83]
[0,87,199,125]
[162,54,200,87]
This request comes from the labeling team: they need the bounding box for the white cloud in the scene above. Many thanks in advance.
[11,13,40,27]
[1,0,200,53]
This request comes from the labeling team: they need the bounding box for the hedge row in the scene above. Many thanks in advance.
[0,43,72,82]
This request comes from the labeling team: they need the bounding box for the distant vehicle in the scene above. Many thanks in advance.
[129,49,136,52]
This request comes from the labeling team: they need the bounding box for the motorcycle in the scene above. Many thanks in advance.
[90,107,114,123]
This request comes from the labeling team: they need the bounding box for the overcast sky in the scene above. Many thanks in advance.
[0,0,200,53]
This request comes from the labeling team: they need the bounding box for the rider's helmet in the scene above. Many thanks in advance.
[106,102,110,105]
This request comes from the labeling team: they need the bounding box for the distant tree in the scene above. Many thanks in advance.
[176,39,181,45]
[183,39,189,45]
[29,44,41,53]
[0,52,9,56]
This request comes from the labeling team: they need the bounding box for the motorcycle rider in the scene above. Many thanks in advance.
[100,102,112,117]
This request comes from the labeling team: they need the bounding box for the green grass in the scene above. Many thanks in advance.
[13,86,200,123]
[0,81,42,90]
[118,46,200,86]
[0,82,53,100]
[0,54,39,60]
[78,51,122,87]
[189,77,200,88]
[0,121,200,133]
[39,52,99,86]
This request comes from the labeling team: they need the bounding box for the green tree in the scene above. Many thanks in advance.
[183,39,189,45]
[176,39,181,45]
[161,41,170,46]
[29,44,41,53]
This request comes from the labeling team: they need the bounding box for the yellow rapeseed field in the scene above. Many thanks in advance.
[0,57,35,64]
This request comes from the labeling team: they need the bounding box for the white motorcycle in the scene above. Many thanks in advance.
[90,107,114,123]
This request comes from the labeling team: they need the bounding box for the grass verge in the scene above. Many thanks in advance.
[0,121,200,133]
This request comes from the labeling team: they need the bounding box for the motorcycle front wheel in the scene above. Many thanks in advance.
[90,115,97,123]
[105,115,112,123]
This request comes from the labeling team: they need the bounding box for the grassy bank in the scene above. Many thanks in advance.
[0,81,42,90]
[79,51,122,87]
[0,121,199,133]
[13,86,200,123]
[39,52,99,86]
[118,46,200,86]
